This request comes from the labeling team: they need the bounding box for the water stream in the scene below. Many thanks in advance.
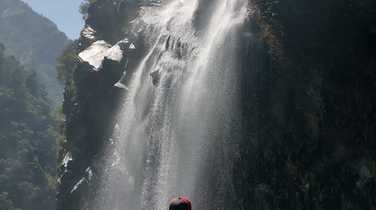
[95,0,249,209]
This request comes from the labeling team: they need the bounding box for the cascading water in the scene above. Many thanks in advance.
[94,0,249,209]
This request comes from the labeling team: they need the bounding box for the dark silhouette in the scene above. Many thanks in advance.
[169,196,192,210]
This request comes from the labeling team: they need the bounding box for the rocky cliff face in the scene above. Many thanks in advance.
[0,0,69,104]
[234,0,376,209]
[58,0,376,209]
[57,1,141,209]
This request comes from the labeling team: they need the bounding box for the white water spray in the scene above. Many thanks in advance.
[95,0,248,209]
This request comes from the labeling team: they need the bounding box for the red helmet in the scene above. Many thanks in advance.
[169,196,192,210]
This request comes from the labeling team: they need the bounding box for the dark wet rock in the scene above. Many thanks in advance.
[150,70,161,86]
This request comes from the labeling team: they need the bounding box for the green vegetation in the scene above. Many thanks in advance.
[57,42,78,84]
[0,0,69,105]
[79,0,98,17]
[0,44,58,210]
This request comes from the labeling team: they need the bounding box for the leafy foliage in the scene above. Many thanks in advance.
[0,44,58,210]
[57,42,79,83]
[0,0,69,105]
[79,0,98,17]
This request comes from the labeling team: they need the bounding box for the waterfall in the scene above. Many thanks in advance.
[94,0,249,209]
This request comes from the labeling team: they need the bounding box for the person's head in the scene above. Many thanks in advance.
[169,196,192,210]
